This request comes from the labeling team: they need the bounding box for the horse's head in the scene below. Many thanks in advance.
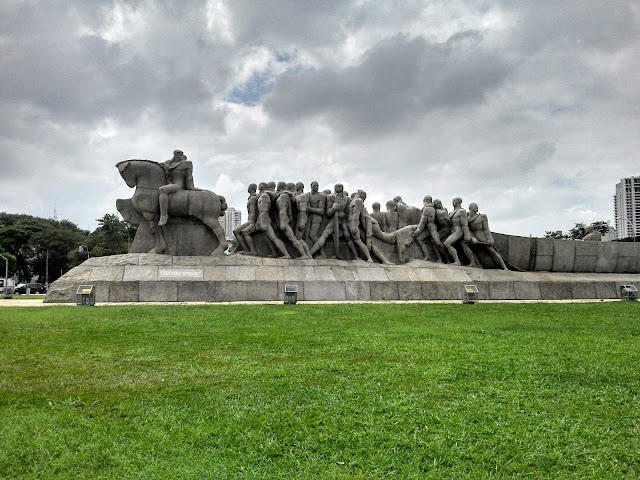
[116,160,136,188]
[116,159,165,189]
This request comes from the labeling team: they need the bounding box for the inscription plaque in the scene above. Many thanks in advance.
[158,267,204,280]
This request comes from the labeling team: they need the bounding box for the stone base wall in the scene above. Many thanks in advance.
[494,234,640,273]
[45,253,640,303]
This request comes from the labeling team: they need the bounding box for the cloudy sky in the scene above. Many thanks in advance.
[1,0,638,236]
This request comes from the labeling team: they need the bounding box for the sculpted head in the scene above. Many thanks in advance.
[357,190,367,201]
[323,189,332,195]
[423,195,432,205]
[434,199,443,209]
[372,202,381,212]
[311,181,319,193]
[453,197,462,208]
[267,181,276,191]
[393,196,403,204]
[258,181,268,192]
[277,181,287,192]
[248,183,257,194]
[386,200,397,211]
[173,149,184,160]
[334,183,344,194]
[469,203,478,214]
[295,182,304,193]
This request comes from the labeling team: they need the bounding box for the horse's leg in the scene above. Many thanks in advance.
[143,212,166,254]
[203,217,228,255]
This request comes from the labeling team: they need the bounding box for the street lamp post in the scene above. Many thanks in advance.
[79,245,90,260]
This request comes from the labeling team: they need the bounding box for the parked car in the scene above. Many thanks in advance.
[14,283,47,294]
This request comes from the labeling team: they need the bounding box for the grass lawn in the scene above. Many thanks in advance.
[1,303,639,479]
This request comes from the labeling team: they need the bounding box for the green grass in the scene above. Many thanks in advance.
[2,294,46,301]
[1,303,639,479]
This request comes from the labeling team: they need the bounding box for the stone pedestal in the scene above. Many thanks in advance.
[131,218,222,256]
[44,253,640,303]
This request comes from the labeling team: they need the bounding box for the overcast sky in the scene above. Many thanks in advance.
[1,0,638,236]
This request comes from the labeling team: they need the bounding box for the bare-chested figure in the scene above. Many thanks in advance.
[467,203,508,270]
[294,182,309,241]
[371,202,387,232]
[352,190,393,264]
[385,200,399,232]
[255,182,290,258]
[233,183,258,255]
[309,183,357,259]
[443,197,477,267]
[275,182,311,259]
[306,181,327,249]
[348,191,374,262]
[433,199,451,243]
[409,195,445,262]
[158,150,197,226]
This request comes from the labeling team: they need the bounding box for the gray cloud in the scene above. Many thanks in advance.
[263,32,511,138]
[0,0,638,237]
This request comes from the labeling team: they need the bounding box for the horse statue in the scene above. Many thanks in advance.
[115,159,228,256]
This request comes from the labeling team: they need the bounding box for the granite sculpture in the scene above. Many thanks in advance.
[116,151,228,256]
[583,224,603,242]
[232,181,507,268]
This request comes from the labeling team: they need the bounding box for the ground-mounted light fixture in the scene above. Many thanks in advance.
[76,285,96,306]
[461,284,479,304]
[284,284,298,304]
[619,284,638,301]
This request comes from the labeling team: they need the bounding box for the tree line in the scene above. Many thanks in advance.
[543,220,639,241]
[0,212,135,283]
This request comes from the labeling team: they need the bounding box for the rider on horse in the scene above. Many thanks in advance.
[158,150,197,226]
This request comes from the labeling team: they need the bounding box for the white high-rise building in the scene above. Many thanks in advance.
[219,207,242,241]
[614,176,640,239]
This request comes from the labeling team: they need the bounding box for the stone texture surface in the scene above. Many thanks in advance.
[139,281,178,302]
[44,252,640,303]
[552,241,576,272]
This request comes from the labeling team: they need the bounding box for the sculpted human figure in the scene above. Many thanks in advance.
[158,150,197,226]
[275,182,311,258]
[294,182,310,240]
[385,200,399,232]
[348,191,374,262]
[233,183,258,255]
[443,197,477,267]
[256,182,290,258]
[582,224,602,241]
[433,199,451,243]
[467,203,508,270]
[353,190,394,264]
[309,183,357,259]
[409,195,445,262]
[306,181,327,249]
[371,202,387,232]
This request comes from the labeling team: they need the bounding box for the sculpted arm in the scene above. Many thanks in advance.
[460,209,471,242]
[184,161,195,190]
[482,214,494,245]
[412,207,430,238]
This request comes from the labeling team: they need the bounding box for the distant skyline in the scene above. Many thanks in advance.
[1,1,638,236]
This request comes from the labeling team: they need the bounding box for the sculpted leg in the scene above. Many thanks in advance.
[158,192,169,227]
[267,229,291,259]
[444,232,463,266]
[143,213,166,254]
[461,242,478,267]
[204,218,229,256]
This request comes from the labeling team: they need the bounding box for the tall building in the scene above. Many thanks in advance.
[614,176,640,239]
[219,207,242,241]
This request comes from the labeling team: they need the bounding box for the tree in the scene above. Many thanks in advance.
[569,223,587,240]
[544,231,569,240]
[31,224,88,282]
[88,214,135,257]
[590,220,610,236]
